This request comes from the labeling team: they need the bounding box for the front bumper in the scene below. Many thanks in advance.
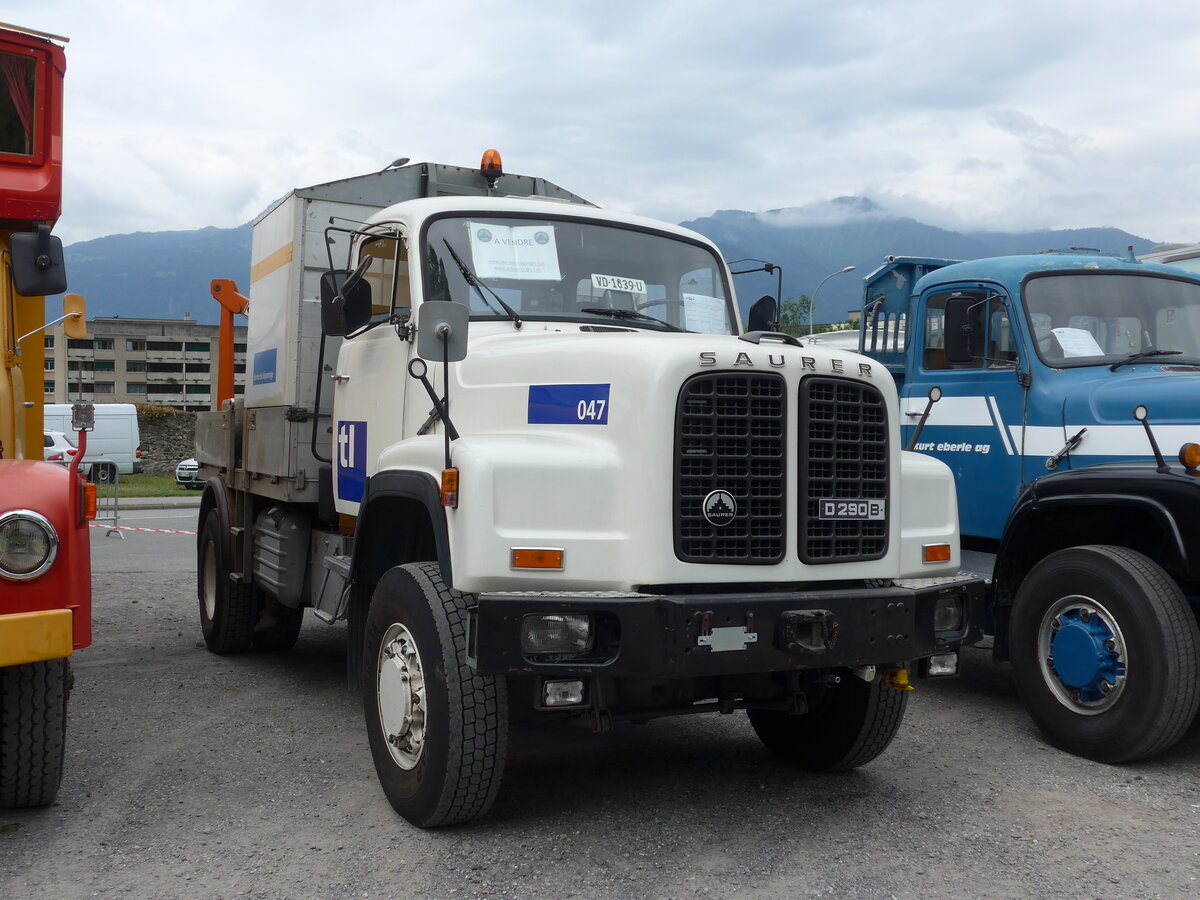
[471,576,985,677]
[0,609,74,667]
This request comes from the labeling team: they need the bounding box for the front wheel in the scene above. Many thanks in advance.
[1009,545,1200,762]
[748,671,908,771]
[0,659,69,808]
[363,562,508,827]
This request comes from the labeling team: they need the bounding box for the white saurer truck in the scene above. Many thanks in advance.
[193,154,984,827]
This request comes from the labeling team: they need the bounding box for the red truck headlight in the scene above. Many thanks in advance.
[0,510,59,581]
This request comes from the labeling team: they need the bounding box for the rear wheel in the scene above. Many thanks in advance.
[1009,545,1200,762]
[748,670,908,771]
[0,659,69,808]
[198,509,256,653]
[363,562,508,827]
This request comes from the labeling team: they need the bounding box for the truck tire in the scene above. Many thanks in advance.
[0,659,69,808]
[747,671,908,771]
[1009,545,1200,762]
[363,562,508,827]
[198,509,256,653]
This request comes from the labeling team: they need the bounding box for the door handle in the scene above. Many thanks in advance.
[330,374,350,383]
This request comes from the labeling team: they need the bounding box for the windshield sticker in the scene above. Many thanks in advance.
[1051,327,1105,357]
[682,293,728,333]
[591,274,647,296]
[528,384,610,425]
[468,222,561,281]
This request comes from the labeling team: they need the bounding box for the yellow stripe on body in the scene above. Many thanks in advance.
[250,243,294,285]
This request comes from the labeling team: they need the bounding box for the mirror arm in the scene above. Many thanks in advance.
[16,311,82,345]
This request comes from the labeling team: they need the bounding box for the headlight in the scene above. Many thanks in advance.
[0,510,59,581]
[521,613,593,654]
[933,594,964,633]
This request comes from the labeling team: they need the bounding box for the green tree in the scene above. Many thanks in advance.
[776,295,812,337]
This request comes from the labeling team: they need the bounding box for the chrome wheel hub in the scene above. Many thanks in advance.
[377,623,427,769]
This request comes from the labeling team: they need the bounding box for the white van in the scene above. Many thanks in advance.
[43,403,142,478]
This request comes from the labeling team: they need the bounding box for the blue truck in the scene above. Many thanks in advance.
[851,250,1200,762]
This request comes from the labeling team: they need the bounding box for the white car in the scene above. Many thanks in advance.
[43,430,78,466]
[175,458,202,489]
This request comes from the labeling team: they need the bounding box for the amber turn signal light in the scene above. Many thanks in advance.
[84,482,97,521]
[1179,443,1200,472]
[511,548,564,570]
[441,468,459,508]
[923,543,952,564]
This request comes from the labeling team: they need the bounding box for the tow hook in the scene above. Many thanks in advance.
[883,667,914,692]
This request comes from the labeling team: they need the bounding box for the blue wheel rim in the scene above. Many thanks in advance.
[1036,594,1127,715]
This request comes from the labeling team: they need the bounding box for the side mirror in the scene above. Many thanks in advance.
[319,270,372,336]
[943,296,977,364]
[10,225,68,297]
[746,295,778,334]
[417,300,469,362]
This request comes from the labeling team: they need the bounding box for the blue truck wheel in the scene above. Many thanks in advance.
[1010,545,1200,762]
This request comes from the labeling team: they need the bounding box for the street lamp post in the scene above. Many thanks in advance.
[809,265,856,337]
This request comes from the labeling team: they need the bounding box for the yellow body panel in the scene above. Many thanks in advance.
[0,609,73,667]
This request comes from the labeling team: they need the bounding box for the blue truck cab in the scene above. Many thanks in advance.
[859,250,1200,762]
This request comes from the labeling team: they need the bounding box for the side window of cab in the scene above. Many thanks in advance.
[922,290,1017,370]
[360,233,410,322]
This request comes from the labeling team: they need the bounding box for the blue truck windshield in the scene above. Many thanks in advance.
[1024,273,1200,367]
[422,215,735,334]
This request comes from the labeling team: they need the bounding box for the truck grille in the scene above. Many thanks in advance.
[673,372,786,563]
[798,377,889,563]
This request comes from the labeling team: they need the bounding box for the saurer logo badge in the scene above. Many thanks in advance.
[698,351,873,376]
[702,490,737,526]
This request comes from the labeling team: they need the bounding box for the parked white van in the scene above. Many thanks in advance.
[42,403,142,479]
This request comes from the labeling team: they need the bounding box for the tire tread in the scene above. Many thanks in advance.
[0,659,68,808]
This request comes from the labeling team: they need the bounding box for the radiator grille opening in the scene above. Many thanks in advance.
[798,377,889,563]
[674,372,786,563]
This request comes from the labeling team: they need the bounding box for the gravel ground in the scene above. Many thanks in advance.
[4,567,1200,899]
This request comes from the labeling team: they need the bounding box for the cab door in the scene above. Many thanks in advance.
[900,286,1026,541]
[332,229,414,512]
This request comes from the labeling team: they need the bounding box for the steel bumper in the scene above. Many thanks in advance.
[0,609,74,667]
[471,576,985,677]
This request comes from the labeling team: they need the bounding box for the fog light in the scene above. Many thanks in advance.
[521,614,593,654]
[543,679,585,707]
[926,652,959,677]
[933,595,964,632]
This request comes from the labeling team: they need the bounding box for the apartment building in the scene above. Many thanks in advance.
[42,315,247,412]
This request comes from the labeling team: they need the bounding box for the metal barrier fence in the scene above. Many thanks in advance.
[89,461,123,538]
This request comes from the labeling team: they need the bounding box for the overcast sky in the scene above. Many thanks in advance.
[18,0,1200,247]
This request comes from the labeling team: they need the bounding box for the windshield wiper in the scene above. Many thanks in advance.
[440,238,522,329]
[1109,349,1183,371]
[580,307,685,332]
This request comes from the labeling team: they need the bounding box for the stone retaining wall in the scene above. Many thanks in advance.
[136,406,197,475]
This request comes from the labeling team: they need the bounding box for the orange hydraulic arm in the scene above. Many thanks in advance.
[209,279,249,409]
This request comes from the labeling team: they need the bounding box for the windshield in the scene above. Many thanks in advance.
[1023,273,1200,367]
[421,214,736,334]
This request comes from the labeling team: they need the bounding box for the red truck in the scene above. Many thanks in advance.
[0,22,94,808]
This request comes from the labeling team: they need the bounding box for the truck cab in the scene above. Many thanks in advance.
[860,250,1200,763]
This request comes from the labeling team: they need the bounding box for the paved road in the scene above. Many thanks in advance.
[3,520,1200,899]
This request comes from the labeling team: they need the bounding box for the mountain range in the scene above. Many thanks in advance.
[53,197,1163,326]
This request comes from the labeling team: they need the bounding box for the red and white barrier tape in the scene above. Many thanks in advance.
[90,523,197,536]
